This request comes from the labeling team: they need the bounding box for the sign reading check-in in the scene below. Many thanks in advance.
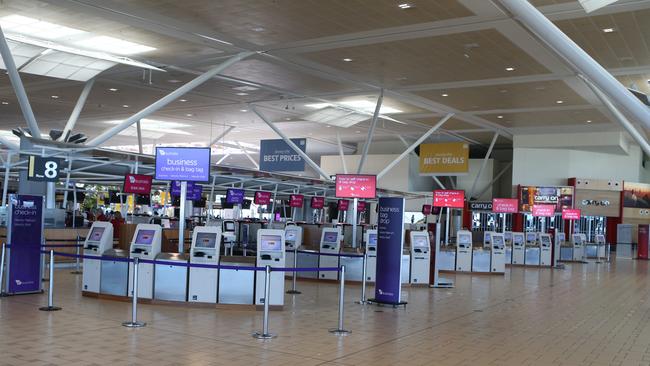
[155,147,211,182]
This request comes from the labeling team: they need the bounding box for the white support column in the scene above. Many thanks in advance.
[136,120,143,154]
[398,135,419,158]
[235,141,259,169]
[61,78,95,141]
[469,132,498,199]
[377,113,453,180]
[1,152,12,207]
[357,90,383,174]
[336,131,348,174]
[62,158,72,207]
[433,177,446,190]
[206,175,217,225]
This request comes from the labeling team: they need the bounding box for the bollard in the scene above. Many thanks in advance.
[329,265,350,335]
[39,250,61,311]
[122,258,146,327]
[286,248,301,294]
[253,265,276,339]
[0,243,7,297]
[71,238,82,274]
[356,253,367,304]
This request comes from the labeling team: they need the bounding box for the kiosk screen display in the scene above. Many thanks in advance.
[484,232,491,242]
[541,236,551,245]
[513,234,524,245]
[493,235,504,245]
[573,235,582,244]
[195,232,217,249]
[323,231,338,243]
[224,222,235,232]
[413,235,428,248]
[596,235,605,244]
[89,227,105,241]
[557,233,565,242]
[260,235,282,251]
[368,233,377,246]
[458,234,471,245]
[285,229,297,241]
[504,232,512,242]
[526,233,537,243]
[135,230,156,245]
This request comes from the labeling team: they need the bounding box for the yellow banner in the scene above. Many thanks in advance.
[419,142,469,175]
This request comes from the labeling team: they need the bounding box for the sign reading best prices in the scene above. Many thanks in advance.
[419,142,469,176]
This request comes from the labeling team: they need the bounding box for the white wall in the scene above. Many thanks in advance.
[456,159,495,201]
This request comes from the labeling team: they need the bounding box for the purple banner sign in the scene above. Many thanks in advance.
[170,181,202,200]
[155,147,211,182]
[374,197,405,305]
[7,195,43,294]
[226,188,245,204]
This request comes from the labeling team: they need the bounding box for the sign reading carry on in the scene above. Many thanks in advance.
[419,142,469,175]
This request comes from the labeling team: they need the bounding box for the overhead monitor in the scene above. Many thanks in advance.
[254,191,272,205]
[412,235,429,248]
[226,188,245,204]
[260,235,282,251]
[155,147,211,182]
[123,173,153,195]
[323,231,338,243]
[335,174,377,199]
[88,227,105,242]
[135,230,156,245]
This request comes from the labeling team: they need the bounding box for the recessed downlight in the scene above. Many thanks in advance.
[240,109,248,112]
[505,67,515,71]
[236,92,248,96]
[108,88,118,92]
[497,115,504,119]
[51,95,59,99]
[398,3,414,9]
[122,104,129,108]
[342,58,353,62]
[602,28,615,33]
[1,101,8,105]
[556,100,564,104]
[441,93,449,97]
[179,99,188,102]
[586,120,592,123]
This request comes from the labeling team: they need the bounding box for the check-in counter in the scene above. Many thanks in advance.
[339,250,364,281]
[100,249,129,296]
[472,247,491,272]
[560,244,573,261]
[218,256,255,305]
[438,246,456,271]
[154,253,189,302]
[505,245,512,264]
[296,249,319,279]
[585,243,607,258]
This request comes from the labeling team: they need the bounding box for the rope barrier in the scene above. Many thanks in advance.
[296,249,364,258]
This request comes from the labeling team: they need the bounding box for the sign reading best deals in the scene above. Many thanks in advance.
[419,142,469,175]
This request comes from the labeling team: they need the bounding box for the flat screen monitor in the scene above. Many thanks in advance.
[484,231,491,242]
[458,234,471,245]
[573,234,582,244]
[504,232,512,242]
[195,232,217,249]
[541,235,551,245]
[526,233,537,243]
[242,199,252,209]
[260,235,282,251]
[135,230,156,245]
[596,234,605,243]
[161,219,171,229]
[88,227,105,242]
[493,235,504,245]
[513,234,524,244]
[220,197,234,209]
[368,233,377,246]
[224,222,235,232]
[135,195,151,205]
[285,229,297,241]
[323,231,338,243]
[413,235,428,248]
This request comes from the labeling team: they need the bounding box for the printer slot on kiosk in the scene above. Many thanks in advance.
[128,224,162,299]
[365,229,378,282]
[222,220,236,256]
[539,233,553,266]
[572,233,585,261]
[284,224,303,273]
[456,230,472,272]
[82,222,113,293]
[511,232,525,265]
[188,226,222,303]
[504,231,513,264]
[524,232,540,266]
[410,230,430,284]
[319,227,341,280]
[255,229,285,306]
[490,232,506,273]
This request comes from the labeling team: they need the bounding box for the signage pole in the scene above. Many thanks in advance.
[178,181,187,253]
[445,208,451,245]
[270,184,278,224]
[352,198,358,249]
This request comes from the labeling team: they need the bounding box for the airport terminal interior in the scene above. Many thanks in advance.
[4,0,650,365]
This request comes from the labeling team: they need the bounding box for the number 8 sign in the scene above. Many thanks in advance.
[28,156,62,181]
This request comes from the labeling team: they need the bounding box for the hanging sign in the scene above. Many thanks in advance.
[7,195,43,294]
[226,188,245,204]
[419,142,469,176]
[492,198,519,213]
[422,204,432,215]
[259,138,306,172]
[338,199,349,211]
[562,208,581,220]
[170,181,194,196]
[289,194,304,208]
[335,174,377,199]
[155,147,211,182]
[123,174,152,195]
[373,197,406,305]
[433,190,465,208]
[357,201,366,212]
[27,156,62,181]
[469,201,492,211]
[254,191,272,205]
[532,204,556,217]
[310,196,325,209]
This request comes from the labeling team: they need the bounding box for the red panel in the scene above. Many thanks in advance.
[433,190,465,208]
[335,174,376,199]
[638,225,649,259]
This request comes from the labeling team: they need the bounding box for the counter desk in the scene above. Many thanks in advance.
[218,256,256,305]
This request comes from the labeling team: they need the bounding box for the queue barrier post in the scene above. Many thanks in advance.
[42,249,49,282]
[39,250,61,311]
[606,242,611,263]
[0,243,7,297]
[122,257,146,328]
[71,236,82,274]
[329,265,350,335]
[253,265,276,339]
[287,248,301,295]
[356,253,367,304]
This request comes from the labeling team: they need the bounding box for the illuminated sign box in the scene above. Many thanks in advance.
[155,147,211,182]
[335,174,376,199]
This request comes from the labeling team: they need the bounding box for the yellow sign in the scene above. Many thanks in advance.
[419,142,469,175]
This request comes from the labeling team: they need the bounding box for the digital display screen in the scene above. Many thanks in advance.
[484,232,491,242]
[596,235,605,243]
[155,147,211,182]
[458,234,471,245]
[573,235,582,244]
[513,234,524,244]
[526,233,537,242]
[492,235,504,245]
[89,227,105,241]
[541,235,551,245]
[195,232,217,249]
[225,222,235,232]
[285,229,297,241]
[368,233,377,246]
[504,232,512,242]
[557,233,565,241]
[226,189,245,204]
[323,231,338,243]
[335,174,376,199]
[135,230,156,245]
[260,235,282,251]
[413,235,428,248]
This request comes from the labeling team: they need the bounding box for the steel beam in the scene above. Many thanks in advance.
[476,162,512,199]
[236,141,259,169]
[357,90,383,173]
[216,154,230,165]
[61,78,95,141]
[336,131,348,174]
[398,135,419,158]
[209,126,235,146]
[136,120,143,154]
[433,177,446,190]
[469,132,498,199]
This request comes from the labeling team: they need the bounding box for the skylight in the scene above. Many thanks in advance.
[0,15,87,40]
[303,107,371,128]
[104,119,192,137]
[75,36,156,55]
[305,100,403,114]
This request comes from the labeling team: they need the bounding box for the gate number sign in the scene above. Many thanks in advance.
[27,156,62,182]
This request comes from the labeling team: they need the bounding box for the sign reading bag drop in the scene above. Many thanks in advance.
[259,138,306,172]
[155,147,211,182]
[419,142,469,176]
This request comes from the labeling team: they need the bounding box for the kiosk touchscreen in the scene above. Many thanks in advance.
[188,226,221,303]
[456,230,472,272]
[284,225,303,272]
[222,220,236,256]
[524,232,540,266]
[490,233,506,273]
[255,229,285,305]
[365,229,378,282]
[483,231,494,248]
[572,233,585,261]
[512,232,525,265]
[128,224,162,299]
[539,233,553,266]
[410,231,430,284]
[319,228,341,280]
[504,231,513,264]
[82,222,114,293]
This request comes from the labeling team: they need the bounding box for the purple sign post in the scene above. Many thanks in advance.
[371,197,406,306]
[6,194,44,294]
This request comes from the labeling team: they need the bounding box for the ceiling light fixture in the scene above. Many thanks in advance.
[442,93,449,97]
[51,95,59,99]
[398,3,414,9]
[122,104,129,108]
[505,67,515,71]
[587,120,592,123]
[186,113,194,117]
[179,99,187,102]
[236,92,248,96]
[1,101,8,105]
[556,100,564,104]
[602,28,615,33]
[497,115,504,119]
[342,58,353,62]
[108,88,118,92]
[167,79,182,83]
[240,109,248,112]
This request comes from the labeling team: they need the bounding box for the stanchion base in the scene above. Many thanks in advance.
[252,332,276,339]
[286,290,301,294]
[122,321,146,328]
[354,300,367,305]
[328,328,351,335]
[39,306,61,311]
[430,283,454,289]
[0,292,10,297]
[70,271,82,275]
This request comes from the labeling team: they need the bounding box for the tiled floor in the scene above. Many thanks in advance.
[2,257,650,365]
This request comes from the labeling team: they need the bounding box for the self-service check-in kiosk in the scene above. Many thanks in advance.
[319,227,341,280]
[554,231,564,264]
[255,229,285,305]
[410,230,430,284]
[539,233,552,266]
[559,232,573,261]
[504,232,513,264]
[595,234,606,258]
[128,224,162,299]
[483,231,494,248]
[82,222,113,293]
[512,232,525,265]
[572,233,585,261]
[222,220,236,256]
[456,230,472,272]
[188,226,221,303]
[365,229,377,282]
[524,232,540,266]
[490,232,506,273]
[285,225,303,272]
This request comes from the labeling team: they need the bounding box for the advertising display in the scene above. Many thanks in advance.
[310,196,325,209]
[259,138,306,172]
[170,181,201,200]
[7,195,43,294]
[155,147,211,182]
[433,190,465,208]
[419,142,469,175]
[519,186,573,212]
[492,198,519,213]
[374,197,405,304]
[123,174,153,195]
[289,194,304,208]
[532,204,556,217]
[226,188,245,204]
[562,208,581,220]
[357,201,366,212]
[335,174,377,199]
[338,199,349,211]
[254,191,272,205]
[623,182,650,219]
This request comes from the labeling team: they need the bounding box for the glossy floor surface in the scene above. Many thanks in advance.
[2,257,650,365]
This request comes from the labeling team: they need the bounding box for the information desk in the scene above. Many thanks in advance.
[218,256,255,305]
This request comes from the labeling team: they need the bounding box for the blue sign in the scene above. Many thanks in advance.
[226,188,245,204]
[374,197,405,305]
[170,181,202,200]
[259,138,306,172]
[189,185,203,201]
[7,195,43,294]
[155,147,211,182]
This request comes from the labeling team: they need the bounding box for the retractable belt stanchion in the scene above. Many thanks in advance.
[0,243,7,297]
[253,265,275,339]
[356,252,367,304]
[606,242,611,263]
[123,258,146,328]
[329,265,350,335]
[39,250,61,311]
[286,248,300,295]
[71,235,82,274]
[42,249,49,282]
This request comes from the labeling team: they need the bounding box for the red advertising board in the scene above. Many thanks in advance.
[433,190,465,208]
[357,201,366,211]
[310,196,324,209]
[335,174,376,199]
[492,198,518,213]
[289,194,304,208]
[532,204,556,217]
[561,208,581,220]
[422,204,432,215]
[254,191,272,205]
[338,199,349,211]
[123,174,152,195]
